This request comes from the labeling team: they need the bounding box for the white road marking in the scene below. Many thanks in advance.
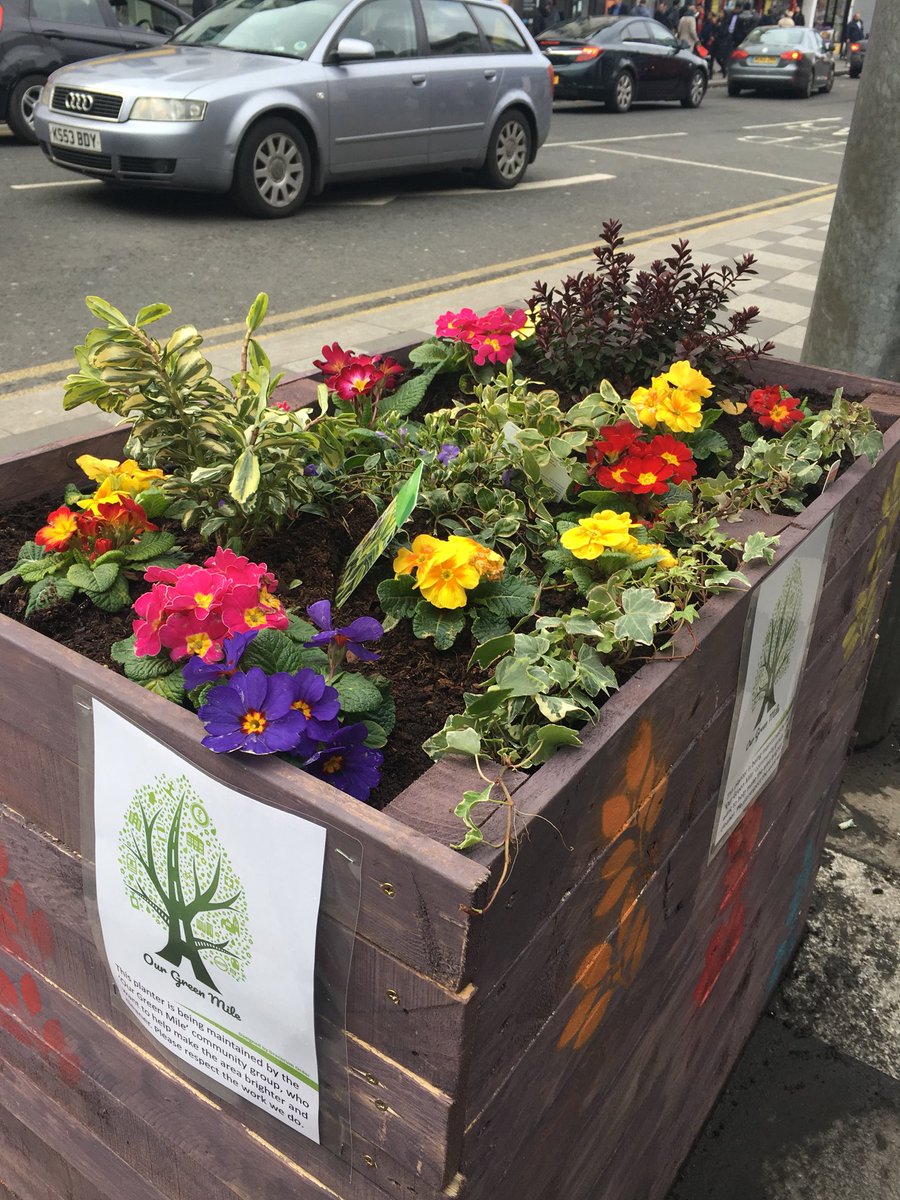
[545,131,688,148]
[11,178,100,190]
[740,116,843,129]
[574,144,827,184]
[408,171,616,198]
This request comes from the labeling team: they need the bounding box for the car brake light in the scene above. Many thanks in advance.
[849,41,860,51]
[0,5,4,33]
[541,39,560,45]
[731,48,748,59]
[575,45,602,61]
[548,61,555,87]
[780,49,803,60]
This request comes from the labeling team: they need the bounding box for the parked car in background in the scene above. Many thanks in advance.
[727,24,835,97]
[538,14,708,112]
[848,35,866,78]
[0,0,185,142]
[32,0,554,216]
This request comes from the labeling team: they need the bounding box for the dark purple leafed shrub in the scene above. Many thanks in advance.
[527,219,775,398]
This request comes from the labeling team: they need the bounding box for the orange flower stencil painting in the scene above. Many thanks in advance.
[559,721,666,1050]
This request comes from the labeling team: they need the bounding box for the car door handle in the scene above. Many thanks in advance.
[42,28,65,36]
[411,74,427,85]
[483,68,497,79]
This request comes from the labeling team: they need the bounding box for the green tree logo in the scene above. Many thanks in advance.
[751,563,803,728]
[118,774,252,992]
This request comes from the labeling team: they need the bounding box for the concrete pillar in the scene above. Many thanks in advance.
[802,0,900,382]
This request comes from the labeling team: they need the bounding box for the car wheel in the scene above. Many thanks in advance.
[680,69,706,109]
[606,71,635,113]
[7,74,46,144]
[231,117,311,219]
[478,109,531,189]
[820,66,834,93]
[727,80,741,97]
[799,71,814,98]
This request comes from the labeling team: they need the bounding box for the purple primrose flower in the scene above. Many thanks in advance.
[287,668,341,741]
[302,722,383,802]
[182,629,259,690]
[197,668,306,755]
[437,443,460,464]
[305,599,383,663]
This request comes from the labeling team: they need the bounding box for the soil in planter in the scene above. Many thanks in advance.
[0,493,479,809]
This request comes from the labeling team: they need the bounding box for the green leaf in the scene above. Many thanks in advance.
[229,448,260,506]
[407,338,456,366]
[135,488,171,520]
[450,783,495,851]
[144,670,185,704]
[576,645,618,696]
[470,576,535,618]
[742,532,779,564]
[536,694,588,723]
[66,561,120,594]
[111,636,138,663]
[469,633,515,670]
[445,726,482,757]
[17,549,66,583]
[134,303,172,327]
[376,575,420,619]
[89,574,132,612]
[688,429,730,461]
[246,293,269,333]
[241,629,306,675]
[123,531,178,564]
[85,296,130,328]
[333,672,383,713]
[336,462,423,608]
[123,650,181,683]
[412,601,466,650]
[362,721,388,749]
[470,610,512,642]
[526,723,582,765]
[614,588,675,646]
[379,363,442,418]
[24,577,76,618]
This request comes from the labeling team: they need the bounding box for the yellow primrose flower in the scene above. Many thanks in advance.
[76,454,166,502]
[656,389,703,433]
[512,313,537,342]
[663,361,713,405]
[393,533,442,577]
[417,544,481,609]
[448,536,506,582]
[630,379,673,429]
[631,543,677,569]
[76,454,121,482]
[77,477,130,512]
[116,459,166,493]
[560,510,640,560]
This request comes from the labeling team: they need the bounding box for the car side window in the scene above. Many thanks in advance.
[621,20,651,42]
[469,4,527,52]
[110,0,180,34]
[421,0,483,55]
[646,21,676,46]
[338,0,418,58]
[31,0,107,26]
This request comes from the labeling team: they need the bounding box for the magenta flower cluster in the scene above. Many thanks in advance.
[434,306,527,366]
[132,549,289,663]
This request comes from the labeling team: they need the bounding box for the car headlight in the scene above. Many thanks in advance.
[41,81,54,106]
[130,98,207,122]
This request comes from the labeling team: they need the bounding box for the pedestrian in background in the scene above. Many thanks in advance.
[710,13,731,76]
[777,9,795,27]
[676,3,699,50]
[790,4,804,25]
[731,0,758,46]
[632,1,652,16]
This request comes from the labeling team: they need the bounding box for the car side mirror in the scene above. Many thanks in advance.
[333,36,376,61]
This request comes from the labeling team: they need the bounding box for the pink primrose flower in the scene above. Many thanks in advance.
[334,362,382,401]
[132,585,174,657]
[203,547,269,591]
[158,611,229,661]
[167,567,231,619]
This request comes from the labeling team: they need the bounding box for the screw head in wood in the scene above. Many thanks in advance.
[363,1155,377,1169]
[374,1099,389,1112]
[386,988,400,1004]
[380,882,396,897]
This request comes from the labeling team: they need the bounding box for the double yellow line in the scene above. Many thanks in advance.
[0,184,834,395]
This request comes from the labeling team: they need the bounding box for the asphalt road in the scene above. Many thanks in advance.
[0,74,859,388]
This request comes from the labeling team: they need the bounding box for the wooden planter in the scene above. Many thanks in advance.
[2,359,900,1200]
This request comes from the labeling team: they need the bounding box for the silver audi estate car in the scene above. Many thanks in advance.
[32,0,553,217]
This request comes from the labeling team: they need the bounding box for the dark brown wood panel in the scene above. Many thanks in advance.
[0,429,128,505]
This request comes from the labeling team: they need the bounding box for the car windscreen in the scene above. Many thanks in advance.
[742,27,804,47]
[541,15,616,40]
[173,0,347,58]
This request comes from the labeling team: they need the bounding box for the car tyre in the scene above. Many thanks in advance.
[727,80,741,97]
[606,71,634,113]
[7,74,46,144]
[820,66,834,92]
[680,69,706,108]
[231,117,311,219]
[799,71,815,98]
[478,109,531,189]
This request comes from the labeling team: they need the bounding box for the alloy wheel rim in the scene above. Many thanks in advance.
[22,84,42,131]
[252,133,305,208]
[690,74,704,104]
[616,75,633,108]
[496,121,527,180]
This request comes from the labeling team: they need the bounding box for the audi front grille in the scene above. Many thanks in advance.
[50,87,123,121]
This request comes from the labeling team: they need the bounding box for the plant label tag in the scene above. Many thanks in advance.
[91,701,326,1141]
[335,461,423,608]
[709,513,834,858]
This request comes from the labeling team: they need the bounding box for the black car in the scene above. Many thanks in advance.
[848,35,866,78]
[539,15,708,112]
[0,0,185,142]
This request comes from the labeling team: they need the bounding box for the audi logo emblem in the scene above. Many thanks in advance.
[64,92,94,112]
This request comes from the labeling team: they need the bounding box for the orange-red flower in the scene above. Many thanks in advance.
[34,506,79,552]
[648,433,697,484]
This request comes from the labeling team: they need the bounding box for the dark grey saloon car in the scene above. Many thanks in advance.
[32,0,554,216]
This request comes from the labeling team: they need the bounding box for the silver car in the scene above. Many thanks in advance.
[31,0,553,217]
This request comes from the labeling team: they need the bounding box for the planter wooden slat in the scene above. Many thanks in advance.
[2,356,899,1200]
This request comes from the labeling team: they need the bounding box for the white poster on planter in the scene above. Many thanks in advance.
[710,514,834,857]
[91,700,326,1142]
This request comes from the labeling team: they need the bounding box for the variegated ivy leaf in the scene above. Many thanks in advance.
[614,588,675,646]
